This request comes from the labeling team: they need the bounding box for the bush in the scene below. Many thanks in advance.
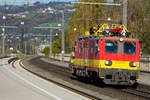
[42,46,50,57]
[52,35,61,55]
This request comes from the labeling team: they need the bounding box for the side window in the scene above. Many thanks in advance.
[79,41,82,54]
[91,40,95,53]
[85,41,88,48]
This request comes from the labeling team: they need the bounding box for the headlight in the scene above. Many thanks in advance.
[105,60,112,66]
[130,62,137,67]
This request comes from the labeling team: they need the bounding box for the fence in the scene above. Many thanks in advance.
[50,54,71,62]
[140,56,150,72]
[48,54,150,72]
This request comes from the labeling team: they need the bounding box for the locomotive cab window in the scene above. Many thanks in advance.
[124,42,136,55]
[105,41,118,54]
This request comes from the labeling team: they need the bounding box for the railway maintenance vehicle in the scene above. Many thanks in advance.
[70,24,140,85]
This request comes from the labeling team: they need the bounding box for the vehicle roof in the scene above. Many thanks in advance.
[77,36,139,41]
[103,37,139,41]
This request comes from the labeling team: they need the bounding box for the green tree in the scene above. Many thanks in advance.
[42,46,50,57]
[52,36,61,55]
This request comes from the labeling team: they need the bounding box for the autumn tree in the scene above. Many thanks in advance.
[141,0,150,55]
[66,0,107,51]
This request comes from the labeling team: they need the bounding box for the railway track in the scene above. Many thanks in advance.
[121,88,150,99]
[21,57,105,100]
[22,56,150,100]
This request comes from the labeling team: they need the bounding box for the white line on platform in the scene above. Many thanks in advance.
[19,61,89,100]
[5,65,62,100]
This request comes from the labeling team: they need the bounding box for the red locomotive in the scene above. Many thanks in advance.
[70,24,140,85]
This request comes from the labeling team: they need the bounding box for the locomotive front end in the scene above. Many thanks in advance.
[99,38,140,85]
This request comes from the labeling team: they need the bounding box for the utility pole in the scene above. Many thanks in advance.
[32,45,34,55]
[21,21,25,55]
[25,41,27,56]
[61,10,65,61]
[30,44,32,55]
[18,43,21,55]
[34,46,36,55]
[50,29,53,57]
[123,0,127,28]
[2,16,6,56]
[2,28,5,55]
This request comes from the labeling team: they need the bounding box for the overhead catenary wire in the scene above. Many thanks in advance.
[71,1,127,28]
[71,1,121,6]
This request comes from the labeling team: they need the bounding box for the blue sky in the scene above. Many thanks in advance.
[0,0,77,5]
[0,0,78,3]
[0,0,113,5]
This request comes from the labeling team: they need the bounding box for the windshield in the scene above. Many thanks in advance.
[105,40,136,55]
[105,41,118,54]
[124,42,136,55]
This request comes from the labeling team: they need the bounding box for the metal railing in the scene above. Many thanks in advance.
[46,54,150,73]
[49,54,71,62]
[140,56,150,72]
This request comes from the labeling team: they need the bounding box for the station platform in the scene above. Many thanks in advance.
[138,72,150,86]
[0,57,90,100]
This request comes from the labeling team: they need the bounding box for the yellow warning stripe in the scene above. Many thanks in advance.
[73,59,139,70]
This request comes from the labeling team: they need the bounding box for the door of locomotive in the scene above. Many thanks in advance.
[95,39,100,69]
[95,39,99,59]
[84,39,88,67]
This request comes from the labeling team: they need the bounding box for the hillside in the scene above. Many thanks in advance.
[0,1,74,35]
